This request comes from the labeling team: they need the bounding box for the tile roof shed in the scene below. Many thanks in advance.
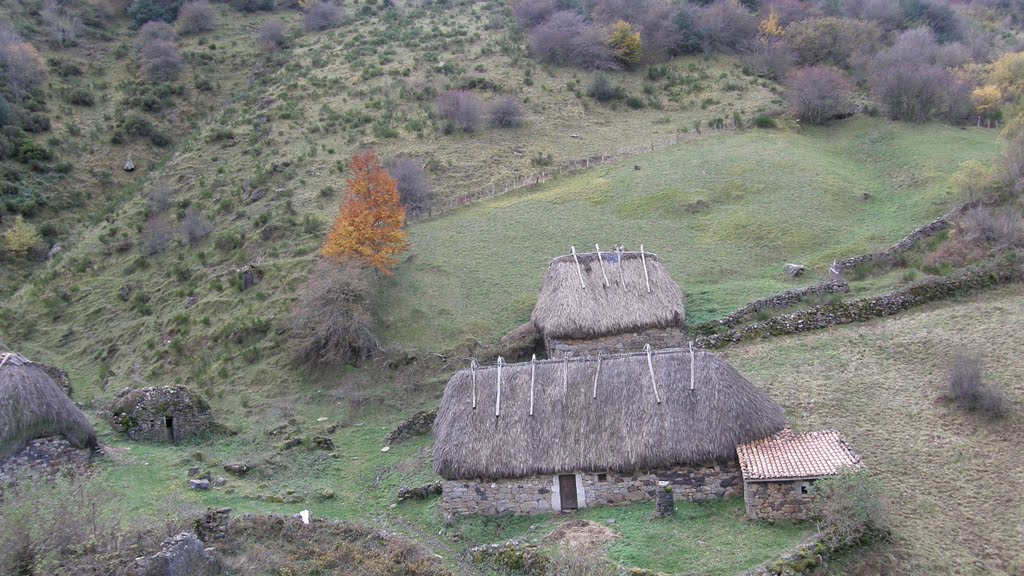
[736,429,862,482]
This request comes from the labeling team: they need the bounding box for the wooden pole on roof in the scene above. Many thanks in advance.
[689,341,696,391]
[562,353,569,393]
[0,353,9,370]
[592,353,601,399]
[645,344,661,404]
[529,354,536,416]
[471,358,478,409]
[495,357,504,417]
[640,244,652,293]
[595,244,610,287]
[571,245,586,289]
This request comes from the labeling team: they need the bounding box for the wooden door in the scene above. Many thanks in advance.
[559,474,578,510]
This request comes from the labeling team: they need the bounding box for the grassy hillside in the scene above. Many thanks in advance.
[726,284,1024,575]
[380,117,1000,349]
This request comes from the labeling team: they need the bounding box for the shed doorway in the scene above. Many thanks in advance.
[558,474,578,510]
[165,416,175,443]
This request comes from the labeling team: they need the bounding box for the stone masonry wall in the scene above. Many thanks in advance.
[106,386,212,443]
[0,436,94,498]
[696,260,1018,350]
[716,281,850,328]
[744,480,816,521]
[547,328,688,358]
[442,460,740,516]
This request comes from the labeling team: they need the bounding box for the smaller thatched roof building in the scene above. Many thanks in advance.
[433,346,787,480]
[0,353,98,459]
[530,248,685,352]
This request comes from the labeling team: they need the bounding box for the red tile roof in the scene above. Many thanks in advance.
[736,429,862,482]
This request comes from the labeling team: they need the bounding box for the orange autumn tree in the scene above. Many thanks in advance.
[322,151,409,274]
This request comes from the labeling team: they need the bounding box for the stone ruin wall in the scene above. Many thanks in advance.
[546,328,688,358]
[441,460,741,516]
[0,436,94,498]
[108,387,212,443]
[743,480,816,521]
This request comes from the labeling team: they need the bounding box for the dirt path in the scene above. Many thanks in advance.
[386,513,485,576]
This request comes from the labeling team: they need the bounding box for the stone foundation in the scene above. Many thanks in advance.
[0,436,95,498]
[546,328,687,358]
[743,480,816,521]
[442,460,740,516]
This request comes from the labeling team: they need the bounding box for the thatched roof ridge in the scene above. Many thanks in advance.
[433,347,787,480]
[0,353,98,459]
[531,250,685,341]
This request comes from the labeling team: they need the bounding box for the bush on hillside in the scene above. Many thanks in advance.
[180,207,213,244]
[587,73,625,102]
[959,206,1022,249]
[141,214,174,255]
[436,90,481,133]
[127,0,184,27]
[176,0,217,34]
[303,1,343,32]
[488,95,524,128]
[785,16,883,69]
[691,0,758,55]
[947,353,1009,418]
[871,63,952,123]
[811,468,892,546]
[785,66,853,125]
[287,259,380,367]
[256,20,286,53]
[529,11,616,70]
[41,0,83,48]
[514,0,555,29]
[147,181,174,213]
[386,157,431,216]
[135,22,183,82]
[229,0,274,11]
[0,25,47,100]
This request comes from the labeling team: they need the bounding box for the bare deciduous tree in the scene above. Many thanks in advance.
[257,19,286,53]
[180,207,213,244]
[177,0,218,34]
[529,11,617,70]
[436,90,481,133]
[488,95,524,128]
[41,0,83,48]
[785,66,853,125]
[303,1,343,32]
[135,22,183,83]
[386,157,432,216]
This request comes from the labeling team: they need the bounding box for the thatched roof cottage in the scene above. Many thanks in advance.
[0,353,98,492]
[531,247,686,356]
[433,346,788,515]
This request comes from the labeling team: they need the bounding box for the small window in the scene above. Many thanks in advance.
[597,473,607,482]
[800,482,811,495]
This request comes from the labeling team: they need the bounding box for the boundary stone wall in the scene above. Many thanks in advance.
[441,460,740,516]
[0,436,94,498]
[696,261,1018,349]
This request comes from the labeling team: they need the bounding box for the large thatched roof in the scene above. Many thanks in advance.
[531,250,685,341]
[433,347,787,480]
[0,353,98,458]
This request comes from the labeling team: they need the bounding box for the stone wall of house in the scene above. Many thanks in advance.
[441,460,741,516]
[0,436,95,498]
[743,480,816,521]
[546,328,688,358]
[106,386,212,443]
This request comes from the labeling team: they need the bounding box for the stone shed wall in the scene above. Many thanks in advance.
[0,436,94,498]
[442,460,740,516]
[546,328,687,358]
[743,480,816,521]
[108,386,212,443]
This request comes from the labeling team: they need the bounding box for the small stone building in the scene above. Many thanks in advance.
[530,248,687,357]
[106,386,212,443]
[433,346,788,516]
[737,429,863,521]
[0,353,99,494]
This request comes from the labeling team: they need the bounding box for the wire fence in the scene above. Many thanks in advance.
[408,124,739,223]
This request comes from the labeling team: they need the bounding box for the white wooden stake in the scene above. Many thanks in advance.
[595,244,610,288]
[592,354,601,399]
[471,358,478,409]
[640,244,652,293]
[571,245,586,289]
[495,357,504,417]
[689,341,695,391]
[645,344,661,404]
[530,354,536,416]
[563,353,569,393]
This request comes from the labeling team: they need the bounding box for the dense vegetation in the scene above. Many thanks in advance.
[0,0,1022,574]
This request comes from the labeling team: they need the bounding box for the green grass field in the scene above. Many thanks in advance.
[379,117,1000,350]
